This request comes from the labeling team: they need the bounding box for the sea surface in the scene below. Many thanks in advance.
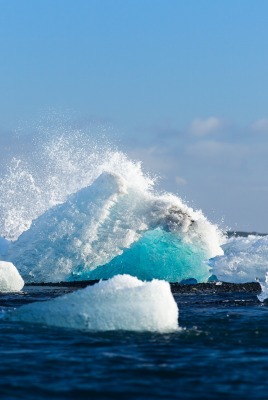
[1,284,268,400]
[1,134,268,399]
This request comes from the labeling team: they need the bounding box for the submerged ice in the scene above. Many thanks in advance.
[7,274,179,332]
[1,133,224,283]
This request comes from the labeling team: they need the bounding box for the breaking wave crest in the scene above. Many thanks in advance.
[0,132,224,283]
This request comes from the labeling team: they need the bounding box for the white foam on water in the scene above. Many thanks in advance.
[7,274,179,332]
[210,235,268,283]
[0,261,24,292]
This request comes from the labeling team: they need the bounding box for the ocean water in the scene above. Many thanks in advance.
[1,284,268,400]
[1,133,268,399]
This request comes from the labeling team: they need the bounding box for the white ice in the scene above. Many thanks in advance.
[8,274,179,332]
[7,171,224,283]
[210,235,268,283]
[0,261,24,292]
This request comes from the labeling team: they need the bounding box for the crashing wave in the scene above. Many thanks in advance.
[5,171,223,283]
[257,272,268,302]
[1,133,224,283]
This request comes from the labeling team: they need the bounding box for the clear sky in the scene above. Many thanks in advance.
[1,0,268,232]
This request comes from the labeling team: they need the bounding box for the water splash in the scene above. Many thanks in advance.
[1,130,224,283]
[0,131,153,241]
[257,272,268,302]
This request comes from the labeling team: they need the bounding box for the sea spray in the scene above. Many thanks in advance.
[0,133,143,241]
[6,170,224,283]
[0,132,224,283]
[257,273,268,302]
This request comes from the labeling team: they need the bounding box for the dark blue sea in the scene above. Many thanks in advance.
[1,285,267,400]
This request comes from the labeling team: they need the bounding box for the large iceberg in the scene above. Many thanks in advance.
[6,172,224,283]
[0,261,24,292]
[0,134,224,284]
[7,274,179,332]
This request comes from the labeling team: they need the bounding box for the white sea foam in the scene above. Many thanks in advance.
[7,274,179,332]
[210,235,268,283]
[0,261,24,292]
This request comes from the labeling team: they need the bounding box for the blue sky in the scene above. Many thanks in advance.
[1,0,268,232]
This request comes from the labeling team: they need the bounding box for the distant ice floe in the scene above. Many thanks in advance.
[210,235,268,283]
[7,274,179,332]
[0,261,24,292]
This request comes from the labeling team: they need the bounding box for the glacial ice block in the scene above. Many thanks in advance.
[210,235,268,283]
[0,261,24,292]
[7,171,224,283]
[8,274,179,332]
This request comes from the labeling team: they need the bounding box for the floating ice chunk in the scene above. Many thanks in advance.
[0,261,24,292]
[8,275,179,332]
[210,235,268,283]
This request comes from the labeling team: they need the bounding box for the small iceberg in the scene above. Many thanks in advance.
[210,235,268,283]
[7,274,179,332]
[0,261,24,292]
